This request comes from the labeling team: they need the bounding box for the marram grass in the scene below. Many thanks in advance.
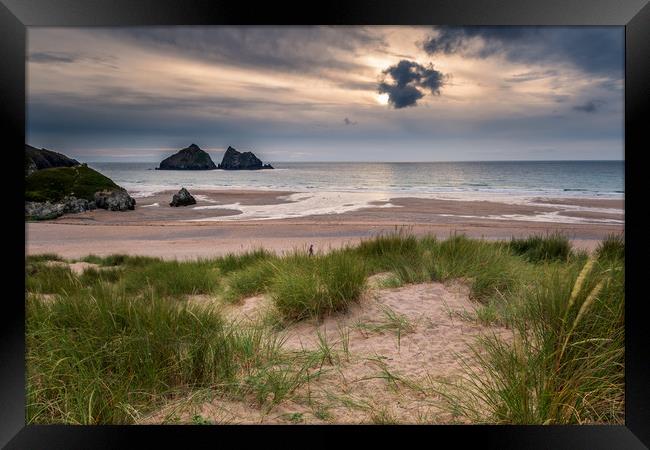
[26,231,624,424]
[26,284,309,424]
[437,256,624,424]
[269,250,368,320]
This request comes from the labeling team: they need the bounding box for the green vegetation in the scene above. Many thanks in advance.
[595,233,625,261]
[191,414,213,425]
[215,248,274,274]
[78,267,123,285]
[429,235,521,303]
[354,305,415,349]
[25,165,119,203]
[79,254,161,267]
[26,263,80,295]
[440,255,624,424]
[120,259,221,297]
[26,284,301,424]
[224,259,276,303]
[509,232,571,263]
[26,253,64,263]
[26,231,624,424]
[269,251,367,320]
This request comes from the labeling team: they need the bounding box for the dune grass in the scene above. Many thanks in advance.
[215,248,274,274]
[27,285,234,424]
[26,263,81,295]
[26,283,312,424]
[428,235,523,303]
[120,259,221,297]
[25,231,624,424]
[78,266,123,285]
[26,253,64,263]
[269,250,368,320]
[354,229,420,268]
[223,259,277,303]
[509,232,572,263]
[595,233,625,261]
[79,253,162,267]
[440,254,624,424]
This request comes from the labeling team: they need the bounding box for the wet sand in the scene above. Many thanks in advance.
[26,189,624,259]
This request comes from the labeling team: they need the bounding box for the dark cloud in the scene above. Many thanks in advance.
[101,26,385,76]
[378,60,446,109]
[423,27,533,57]
[599,78,624,92]
[26,27,623,161]
[27,89,623,162]
[31,83,343,117]
[423,27,623,78]
[378,83,423,109]
[573,100,601,113]
[505,70,559,83]
[29,51,79,63]
[29,51,119,69]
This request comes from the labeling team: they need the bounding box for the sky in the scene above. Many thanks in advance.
[27,26,624,162]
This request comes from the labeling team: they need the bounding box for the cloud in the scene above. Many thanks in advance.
[573,100,601,113]
[29,51,120,69]
[26,27,623,161]
[29,51,79,63]
[102,26,385,76]
[422,27,532,57]
[377,83,423,109]
[422,27,623,78]
[377,60,446,108]
[505,70,559,83]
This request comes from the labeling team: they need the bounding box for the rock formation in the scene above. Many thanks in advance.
[25,155,136,220]
[157,144,217,170]
[24,196,98,221]
[218,146,273,170]
[25,201,67,221]
[170,187,197,207]
[25,144,80,176]
[94,189,136,211]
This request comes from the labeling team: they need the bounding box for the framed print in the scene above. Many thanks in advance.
[2,0,649,448]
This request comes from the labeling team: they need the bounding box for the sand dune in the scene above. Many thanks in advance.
[141,279,509,424]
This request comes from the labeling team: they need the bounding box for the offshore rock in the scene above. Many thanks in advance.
[157,144,217,170]
[218,146,273,170]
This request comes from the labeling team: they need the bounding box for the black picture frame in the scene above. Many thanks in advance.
[2,0,648,448]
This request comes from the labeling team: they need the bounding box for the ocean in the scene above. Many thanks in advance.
[90,160,624,199]
[84,160,623,223]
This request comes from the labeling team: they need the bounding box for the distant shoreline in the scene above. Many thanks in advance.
[26,188,623,260]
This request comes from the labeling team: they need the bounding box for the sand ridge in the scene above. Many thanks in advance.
[141,279,510,424]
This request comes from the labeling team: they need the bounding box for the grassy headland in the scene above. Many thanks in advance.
[25,165,120,203]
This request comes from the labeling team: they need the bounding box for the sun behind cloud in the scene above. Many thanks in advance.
[376,93,389,105]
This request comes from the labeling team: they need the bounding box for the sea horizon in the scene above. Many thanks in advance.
[84,158,625,164]
[87,160,625,201]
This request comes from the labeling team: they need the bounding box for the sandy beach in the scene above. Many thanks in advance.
[26,189,624,259]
